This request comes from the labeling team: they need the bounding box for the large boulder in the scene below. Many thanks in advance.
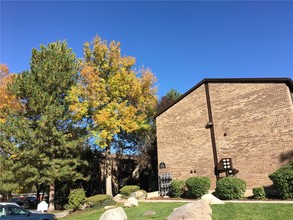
[167,200,212,220]
[201,194,225,205]
[130,190,147,200]
[99,207,127,220]
[123,197,138,208]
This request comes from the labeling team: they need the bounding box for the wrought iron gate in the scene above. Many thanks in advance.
[158,173,172,196]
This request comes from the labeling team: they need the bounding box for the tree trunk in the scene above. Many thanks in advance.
[48,183,55,211]
[105,145,113,197]
[35,183,40,204]
[7,191,12,200]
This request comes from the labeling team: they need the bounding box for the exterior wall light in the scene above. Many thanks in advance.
[159,162,166,169]
[216,158,239,177]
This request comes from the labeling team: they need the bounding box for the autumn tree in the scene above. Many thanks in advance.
[0,64,21,123]
[68,35,157,196]
[113,89,181,191]
[0,42,87,211]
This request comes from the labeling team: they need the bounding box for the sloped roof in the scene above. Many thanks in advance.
[155,77,293,118]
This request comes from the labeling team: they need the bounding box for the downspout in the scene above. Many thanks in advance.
[204,82,219,181]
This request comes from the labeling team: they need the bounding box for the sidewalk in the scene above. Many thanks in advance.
[224,200,293,204]
[141,198,293,204]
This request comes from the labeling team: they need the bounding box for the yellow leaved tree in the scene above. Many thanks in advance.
[68,35,157,196]
[0,64,21,123]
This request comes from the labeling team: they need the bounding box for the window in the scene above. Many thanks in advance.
[7,206,27,216]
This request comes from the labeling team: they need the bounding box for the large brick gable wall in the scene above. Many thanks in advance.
[156,81,293,189]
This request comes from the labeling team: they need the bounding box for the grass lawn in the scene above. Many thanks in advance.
[61,202,293,220]
[212,203,293,220]
[61,202,186,220]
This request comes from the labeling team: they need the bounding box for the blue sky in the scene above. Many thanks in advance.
[1,1,293,97]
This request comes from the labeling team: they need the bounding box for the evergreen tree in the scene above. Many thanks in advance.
[157,88,181,113]
[0,42,87,211]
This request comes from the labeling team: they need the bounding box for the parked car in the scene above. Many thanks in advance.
[0,203,57,220]
[24,196,37,209]
[6,198,26,207]
[25,197,36,205]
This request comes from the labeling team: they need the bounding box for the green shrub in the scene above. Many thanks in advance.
[119,185,140,196]
[269,163,293,199]
[170,180,186,198]
[186,177,211,199]
[253,187,266,199]
[66,188,86,210]
[86,194,115,209]
[215,177,246,200]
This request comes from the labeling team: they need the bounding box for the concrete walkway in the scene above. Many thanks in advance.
[224,200,293,204]
[141,198,293,204]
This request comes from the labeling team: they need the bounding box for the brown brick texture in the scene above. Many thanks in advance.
[156,82,293,189]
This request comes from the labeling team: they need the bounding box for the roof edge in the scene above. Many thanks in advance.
[155,77,293,118]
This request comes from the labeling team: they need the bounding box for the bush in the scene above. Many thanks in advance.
[269,163,293,199]
[170,180,186,198]
[253,187,266,199]
[186,177,211,199]
[86,194,115,209]
[66,188,86,210]
[215,177,246,200]
[119,185,140,196]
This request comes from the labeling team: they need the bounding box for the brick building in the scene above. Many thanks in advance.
[156,78,293,189]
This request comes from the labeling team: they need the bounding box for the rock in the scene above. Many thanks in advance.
[80,203,88,210]
[123,197,138,208]
[146,191,159,199]
[104,205,116,210]
[113,194,125,203]
[244,189,253,197]
[167,200,212,220]
[113,194,122,201]
[201,194,225,205]
[143,210,156,216]
[130,190,147,200]
[54,211,69,218]
[99,207,127,220]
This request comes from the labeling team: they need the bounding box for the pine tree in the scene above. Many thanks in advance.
[0,42,87,211]
[157,88,181,113]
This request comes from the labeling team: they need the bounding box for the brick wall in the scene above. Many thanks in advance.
[156,82,293,189]
[209,83,293,188]
[156,84,215,186]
